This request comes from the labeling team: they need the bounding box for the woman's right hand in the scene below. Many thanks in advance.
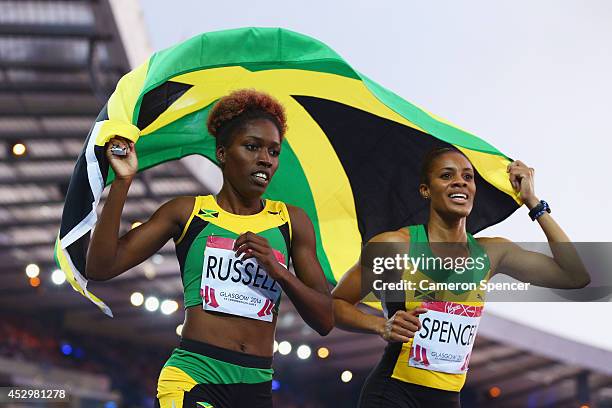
[378,308,427,343]
[105,137,138,181]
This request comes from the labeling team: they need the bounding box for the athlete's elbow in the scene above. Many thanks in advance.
[315,317,334,336]
[88,273,111,282]
[572,274,590,289]
[84,264,113,281]
[317,327,333,337]
[310,311,334,336]
[85,269,107,281]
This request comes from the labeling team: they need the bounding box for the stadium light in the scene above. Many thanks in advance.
[143,263,156,279]
[176,324,183,336]
[130,292,144,306]
[11,142,26,156]
[61,343,72,356]
[317,347,330,359]
[278,341,292,355]
[145,296,159,312]
[25,263,40,278]
[488,386,501,398]
[297,345,311,360]
[161,300,179,315]
[51,269,66,285]
[341,370,352,383]
[273,340,278,353]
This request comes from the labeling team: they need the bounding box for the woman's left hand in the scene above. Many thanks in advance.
[507,160,539,208]
[234,232,286,280]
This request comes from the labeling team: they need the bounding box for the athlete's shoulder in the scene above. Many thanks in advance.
[284,204,311,227]
[278,205,314,248]
[368,228,411,244]
[153,196,198,242]
[158,196,197,217]
[475,236,512,246]
[284,203,304,214]
[475,236,514,267]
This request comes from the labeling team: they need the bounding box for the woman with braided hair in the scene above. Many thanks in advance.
[86,89,333,408]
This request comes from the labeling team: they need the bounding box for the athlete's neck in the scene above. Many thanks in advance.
[216,184,264,215]
[426,211,468,243]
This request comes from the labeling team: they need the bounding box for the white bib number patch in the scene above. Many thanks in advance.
[200,236,285,322]
[409,301,482,374]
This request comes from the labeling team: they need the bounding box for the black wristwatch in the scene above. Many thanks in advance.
[528,200,551,221]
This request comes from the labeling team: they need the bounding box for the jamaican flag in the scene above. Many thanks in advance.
[55,27,520,316]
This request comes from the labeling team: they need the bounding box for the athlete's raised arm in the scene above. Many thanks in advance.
[332,230,427,342]
[85,137,192,281]
[484,160,590,288]
[233,205,333,335]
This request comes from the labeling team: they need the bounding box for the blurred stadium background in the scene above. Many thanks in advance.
[1,1,612,407]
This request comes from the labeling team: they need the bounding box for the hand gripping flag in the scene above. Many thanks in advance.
[55,27,520,316]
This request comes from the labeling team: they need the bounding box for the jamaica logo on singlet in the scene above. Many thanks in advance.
[196,402,214,408]
[197,209,219,219]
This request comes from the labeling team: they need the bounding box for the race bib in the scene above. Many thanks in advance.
[200,236,285,322]
[409,301,482,374]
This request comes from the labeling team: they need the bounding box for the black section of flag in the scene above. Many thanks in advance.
[67,233,88,277]
[137,81,193,130]
[293,96,519,241]
[59,105,111,275]
[59,105,109,239]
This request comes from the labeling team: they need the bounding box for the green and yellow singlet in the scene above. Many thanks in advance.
[381,224,490,392]
[175,195,292,321]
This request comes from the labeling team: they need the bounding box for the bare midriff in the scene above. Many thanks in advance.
[182,306,277,357]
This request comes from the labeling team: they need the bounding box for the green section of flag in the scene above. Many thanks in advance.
[107,106,217,184]
[133,27,505,156]
[360,74,507,156]
[140,27,351,101]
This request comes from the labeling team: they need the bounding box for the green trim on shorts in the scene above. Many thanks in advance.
[164,348,273,384]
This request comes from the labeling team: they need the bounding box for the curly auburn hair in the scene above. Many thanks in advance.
[207,89,287,147]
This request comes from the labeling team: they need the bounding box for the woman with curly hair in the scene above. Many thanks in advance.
[85,89,334,408]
